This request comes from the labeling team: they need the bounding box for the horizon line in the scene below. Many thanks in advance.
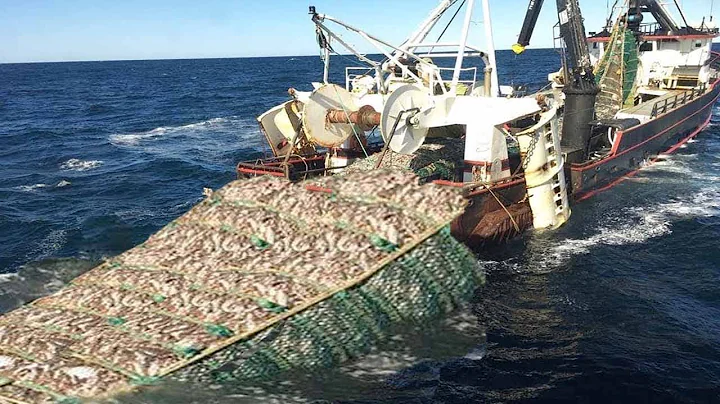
[0,47,558,65]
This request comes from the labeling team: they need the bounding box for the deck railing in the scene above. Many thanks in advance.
[650,83,707,118]
[638,22,663,36]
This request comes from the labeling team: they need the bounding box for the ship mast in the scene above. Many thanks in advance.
[481,0,500,97]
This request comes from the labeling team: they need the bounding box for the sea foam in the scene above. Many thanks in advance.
[109,117,231,146]
[529,155,719,270]
[60,158,103,172]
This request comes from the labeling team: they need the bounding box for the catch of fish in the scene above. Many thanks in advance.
[0,171,482,403]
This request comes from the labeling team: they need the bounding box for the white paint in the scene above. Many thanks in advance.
[481,0,500,97]
[516,107,571,230]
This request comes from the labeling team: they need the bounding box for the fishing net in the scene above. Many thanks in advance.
[343,137,465,182]
[0,170,480,403]
[594,20,640,119]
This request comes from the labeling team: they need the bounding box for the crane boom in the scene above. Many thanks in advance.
[513,0,545,54]
[556,0,595,91]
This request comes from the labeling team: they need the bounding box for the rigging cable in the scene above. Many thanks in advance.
[606,0,621,31]
[436,0,467,43]
[672,0,691,29]
[427,0,467,60]
[712,0,715,22]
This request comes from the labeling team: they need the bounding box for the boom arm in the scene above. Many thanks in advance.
[513,0,545,54]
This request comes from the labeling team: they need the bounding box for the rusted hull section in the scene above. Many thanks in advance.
[449,180,533,248]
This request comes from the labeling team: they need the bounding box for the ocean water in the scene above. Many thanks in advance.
[1,49,719,403]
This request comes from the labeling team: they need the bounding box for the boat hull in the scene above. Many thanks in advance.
[448,179,533,249]
[571,79,720,201]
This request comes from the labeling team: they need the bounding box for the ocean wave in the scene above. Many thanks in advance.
[529,186,719,270]
[60,158,103,171]
[14,180,72,192]
[15,183,50,191]
[0,258,97,314]
[109,117,233,146]
[86,103,113,114]
[23,229,67,264]
[114,208,159,222]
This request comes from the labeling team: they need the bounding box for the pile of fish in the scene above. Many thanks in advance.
[343,138,465,181]
[0,170,482,403]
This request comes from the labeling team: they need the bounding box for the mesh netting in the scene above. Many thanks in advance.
[594,21,640,119]
[175,227,480,383]
[342,137,464,182]
[0,170,477,403]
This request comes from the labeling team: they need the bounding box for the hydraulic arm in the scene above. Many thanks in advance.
[513,0,545,54]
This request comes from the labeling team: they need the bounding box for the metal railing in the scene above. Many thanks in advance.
[345,67,375,92]
[437,66,478,90]
[650,83,707,118]
[345,65,479,94]
[639,22,663,36]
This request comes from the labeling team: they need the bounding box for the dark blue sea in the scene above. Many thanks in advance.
[1,49,719,403]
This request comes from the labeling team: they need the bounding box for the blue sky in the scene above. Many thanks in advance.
[0,0,715,63]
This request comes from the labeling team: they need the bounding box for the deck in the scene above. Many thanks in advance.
[619,89,687,117]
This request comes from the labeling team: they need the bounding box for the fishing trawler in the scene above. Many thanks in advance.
[242,0,720,247]
[0,1,718,403]
[514,0,720,202]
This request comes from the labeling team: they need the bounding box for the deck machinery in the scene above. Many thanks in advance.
[512,0,720,200]
[251,0,574,244]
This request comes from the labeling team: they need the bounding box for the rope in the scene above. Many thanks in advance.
[331,84,369,158]
[486,185,521,234]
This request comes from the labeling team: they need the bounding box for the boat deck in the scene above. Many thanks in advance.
[619,89,687,117]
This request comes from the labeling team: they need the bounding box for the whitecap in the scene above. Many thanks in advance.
[109,117,233,147]
[60,158,103,172]
[109,127,168,146]
[0,273,21,284]
[15,183,50,192]
[530,186,718,270]
[181,117,228,129]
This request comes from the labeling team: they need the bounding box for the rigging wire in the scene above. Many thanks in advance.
[318,0,469,90]
[606,0,621,30]
[712,0,715,22]
[435,0,467,44]
[427,0,467,62]
[672,0,691,29]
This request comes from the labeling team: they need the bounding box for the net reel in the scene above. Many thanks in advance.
[318,84,433,155]
[302,84,361,148]
[380,85,430,155]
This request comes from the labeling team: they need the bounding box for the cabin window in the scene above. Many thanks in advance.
[639,42,652,52]
[593,42,598,49]
[695,41,703,48]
